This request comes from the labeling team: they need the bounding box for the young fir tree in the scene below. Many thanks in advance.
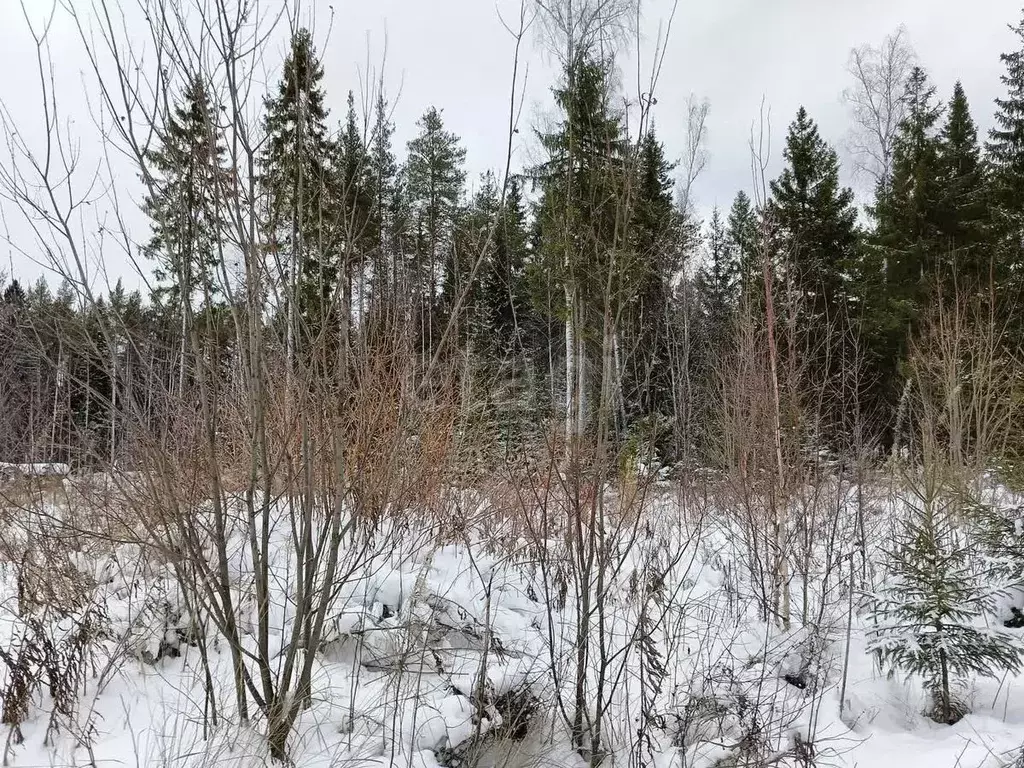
[405,106,467,361]
[937,82,990,282]
[986,11,1024,287]
[869,485,1024,724]
[261,28,338,340]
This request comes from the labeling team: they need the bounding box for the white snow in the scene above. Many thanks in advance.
[0,476,1021,767]
[0,462,70,478]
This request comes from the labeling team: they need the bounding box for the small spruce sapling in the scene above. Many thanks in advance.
[970,496,1024,627]
[867,489,1024,724]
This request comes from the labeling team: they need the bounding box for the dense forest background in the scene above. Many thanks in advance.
[0,6,1022,483]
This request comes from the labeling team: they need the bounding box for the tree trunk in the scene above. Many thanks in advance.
[938,643,951,723]
[763,249,790,631]
[565,286,576,442]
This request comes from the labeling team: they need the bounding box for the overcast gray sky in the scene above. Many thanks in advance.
[0,0,1020,293]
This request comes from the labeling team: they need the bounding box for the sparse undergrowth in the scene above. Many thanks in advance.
[0,469,1018,767]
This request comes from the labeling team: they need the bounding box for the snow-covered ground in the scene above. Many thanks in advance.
[0,474,1022,767]
[0,462,70,479]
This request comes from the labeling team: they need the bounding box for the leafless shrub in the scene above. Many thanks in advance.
[904,279,1024,491]
[0,602,105,756]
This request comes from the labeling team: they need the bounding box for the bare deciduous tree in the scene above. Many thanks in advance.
[676,94,709,219]
[533,0,638,66]
[842,26,916,193]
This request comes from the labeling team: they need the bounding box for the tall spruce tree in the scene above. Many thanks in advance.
[143,75,227,310]
[769,107,859,322]
[623,129,685,445]
[530,52,629,437]
[337,90,373,328]
[457,173,536,452]
[768,107,860,442]
[458,173,500,353]
[692,208,737,458]
[986,12,1024,289]
[143,75,228,396]
[261,28,338,341]
[861,68,945,439]
[696,207,739,345]
[727,190,760,300]
[937,82,989,283]
[872,66,944,298]
[475,174,531,358]
[367,92,399,311]
[405,106,467,360]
